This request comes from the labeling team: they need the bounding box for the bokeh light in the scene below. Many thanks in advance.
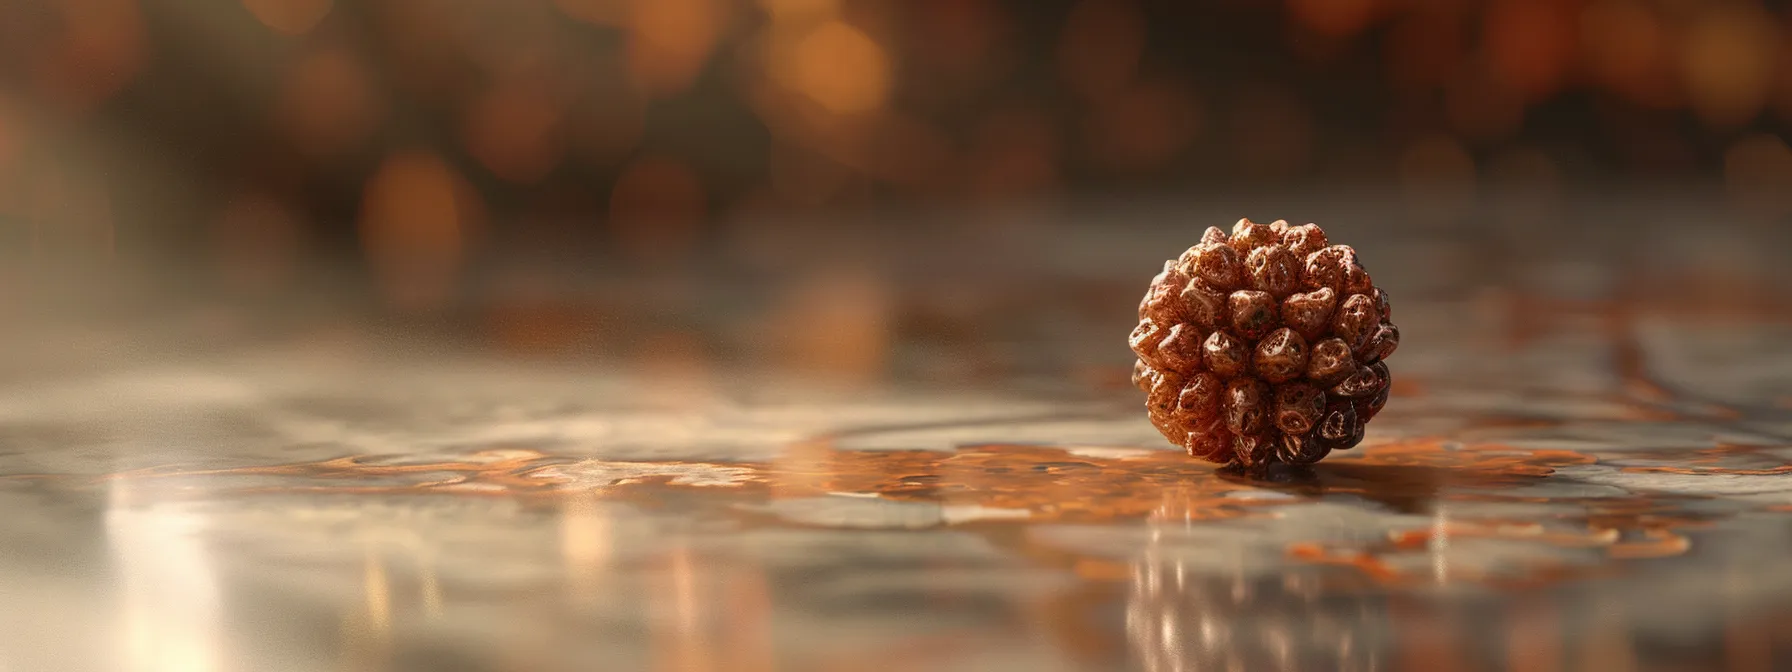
[1088,79,1201,172]
[213,192,305,293]
[554,0,626,27]
[609,155,706,263]
[1288,0,1381,38]
[626,0,728,96]
[769,20,891,114]
[768,265,891,382]
[1058,0,1144,101]
[1484,0,1576,101]
[1681,3,1780,128]
[1580,0,1676,108]
[360,152,477,312]
[1229,86,1311,180]
[0,0,1785,319]
[276,47,382,159]
[36,0,146,110]
[241,0,333,35]
[463,78,567,183]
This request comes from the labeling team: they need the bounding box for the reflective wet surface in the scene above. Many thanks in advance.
[4,201,1792,671]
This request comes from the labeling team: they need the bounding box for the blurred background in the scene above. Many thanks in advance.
[2,0,1790,373]
[7,5,1792,670]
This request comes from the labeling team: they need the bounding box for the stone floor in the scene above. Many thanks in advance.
[2,200,1790,671]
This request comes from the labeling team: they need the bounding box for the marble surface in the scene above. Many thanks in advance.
[3,203,1792,671]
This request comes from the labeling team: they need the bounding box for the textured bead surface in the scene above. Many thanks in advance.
[1202,331,1249,379]
[1132,218,1399,466]
[1281,287,1337,342]
[1180,282,1228,330]
[1252,328,1308,384]
[1188,243,1242,290]
[1228,290,1278,340]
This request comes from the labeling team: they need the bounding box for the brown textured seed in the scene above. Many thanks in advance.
[1202,330,1250,379]
[1223,378,1268,435]
[1228,290,1278,340]
[1253,327,1308,384]
[1150,260,1187,289]
[1232,432,1273,467]
[1187,242,1243,290]
[1331,362,1387,398]
[1179,281,1229,330]
[1273,383,1326,435]
[1343,259,1373,295]
[1274,433,1330,465]
[1133,219,1396,466]
[1177,372,1226,422]
[1230,218,1279,253]
[1246,246,1301,298]
[1175,245,1199,268]
[1281,223,1328,258]
[1186,417,1232,460]
[1129,320,1163,361]
[1302,245,1356,292]
[1356,380,1390,423]
[1316,399,1360,448]
[1333,293,1378,351]
[1139,263,1190,323]
[1155,323,1206,372]
[1280,287,1337,342]
[1357,322,1400,362]
[1306,338,1356,386]
[1367,360,1389,387]
[1147,370,1185,420]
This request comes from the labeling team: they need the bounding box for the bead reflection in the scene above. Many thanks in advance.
[1126,499,1382,672]
[1126,559,1382,672]
[106,483,224,672]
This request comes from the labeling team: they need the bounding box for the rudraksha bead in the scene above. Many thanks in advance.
[1131,218,1399,466]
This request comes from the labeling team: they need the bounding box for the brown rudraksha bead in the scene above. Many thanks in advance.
[1131,218,1399,466]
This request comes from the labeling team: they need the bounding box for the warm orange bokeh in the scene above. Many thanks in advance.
[241,0,333,35]
[626,0,728,96]
[610,155,707,263]
[277,47,383,159]
[0,0,1789,301]
[360,152,478,311]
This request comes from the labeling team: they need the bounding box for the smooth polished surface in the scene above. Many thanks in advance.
[4,202,1792,671]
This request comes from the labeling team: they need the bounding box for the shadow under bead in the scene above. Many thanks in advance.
[1129,218,1400,467]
